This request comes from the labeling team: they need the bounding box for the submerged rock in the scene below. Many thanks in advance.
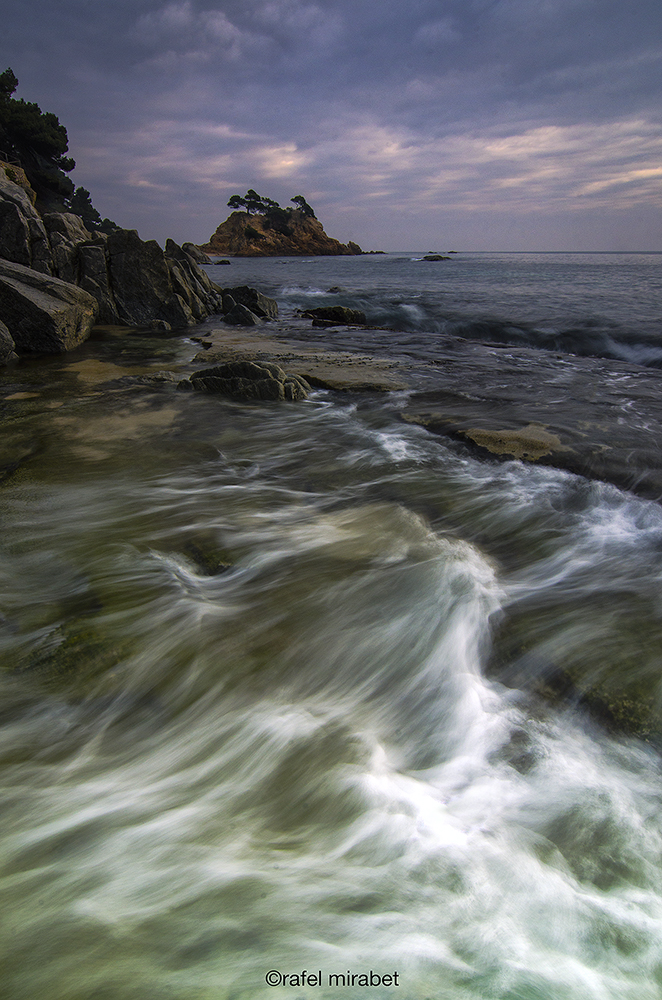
[184,360,310,401]
[301,305,367,326]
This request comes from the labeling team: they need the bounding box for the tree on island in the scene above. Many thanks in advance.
[226,190,317,220]
[0,66,118,230]
[290,194,316,218]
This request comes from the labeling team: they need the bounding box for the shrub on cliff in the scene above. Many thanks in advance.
[0,67,74,209]
[0,67,118,230]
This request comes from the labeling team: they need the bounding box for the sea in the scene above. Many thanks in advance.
[1,251,662,999]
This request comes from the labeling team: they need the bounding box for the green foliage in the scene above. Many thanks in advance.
[227,190,317,225]
[264,205,293,236]
[0,66,74,207]
[69,185,119,233]
[227,193,247,212]
[291,194,316,218]
[245,188,264,214]
[0,69,118,223]
[0,68,18,101]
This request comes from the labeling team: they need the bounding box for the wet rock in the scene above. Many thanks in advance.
[221,293,236,314]
[187,360,310,401]
[422,254,450,261]
[0,257,98,354]
[301,305,367,325]
[182,538,233,575]
[0,319,17,364]
[223,302,261,326]
[223,285,278,319]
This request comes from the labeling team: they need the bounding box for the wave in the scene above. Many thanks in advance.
[277,284,662,367]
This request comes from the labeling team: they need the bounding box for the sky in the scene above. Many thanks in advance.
[2,0,662,250]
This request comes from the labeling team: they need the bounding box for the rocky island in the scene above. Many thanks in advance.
[198,190,364,257]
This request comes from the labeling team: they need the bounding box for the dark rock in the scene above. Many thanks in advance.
[301,305,367,325]
[223,303,261,326]
[43,212,92,284]
[165,238,224,317]
[224,285,278,319]
[182,242,211,264]
[327,286,345,293]
[0,169,52,273]
[0,257,98,354]
[0,319,17,365]
[77,241,118,324]
[347,241,363,255]
[422,254,450,261]
[182,538,232,575]
[188,360,310,401]
[213,259,231,265]
[107,229,195,328]
[221,294,236,314]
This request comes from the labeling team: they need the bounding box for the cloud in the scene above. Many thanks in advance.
[3,0,662,247]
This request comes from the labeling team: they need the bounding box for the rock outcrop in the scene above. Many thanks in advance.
[0,168,224,360]
[0,258,98,354]
[199,209,363,257]
[0,167,52,274]
[301,305,367,326]
[0,319,18,364]
[181,360,310,401]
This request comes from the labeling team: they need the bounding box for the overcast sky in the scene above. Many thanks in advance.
[3,0,662,250]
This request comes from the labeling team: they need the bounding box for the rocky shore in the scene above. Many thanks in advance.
[0,167,224,359]
[4,172,662,742]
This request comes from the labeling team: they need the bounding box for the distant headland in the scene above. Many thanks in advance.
[198,190,383,257]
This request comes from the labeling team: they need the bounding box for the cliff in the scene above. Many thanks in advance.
[199,209,362,257]
[0,166,223,360]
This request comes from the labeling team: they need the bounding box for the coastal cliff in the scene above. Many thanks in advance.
[199,208,362,258]
[0,166,223,359]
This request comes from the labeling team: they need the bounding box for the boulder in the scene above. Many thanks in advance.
[422,254,450,261]
[301,305,366,325]
[0,168,52,273]
[223,302,261,326]
[0,257,98,354]
[223,285,278,319]
[185,360,310,401]
[0,319,17,365]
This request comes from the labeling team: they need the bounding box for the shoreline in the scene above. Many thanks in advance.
[183,316,662,502]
